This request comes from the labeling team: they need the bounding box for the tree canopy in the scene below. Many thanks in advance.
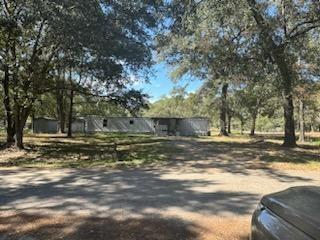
[157,0,320,146]
[0,0,164,148]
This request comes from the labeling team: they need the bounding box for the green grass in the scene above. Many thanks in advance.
[0,132,319,170]
[0,133,179,168]
[207,132,320,170]
[313,137,320,145]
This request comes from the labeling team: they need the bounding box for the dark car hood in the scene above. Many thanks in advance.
[261,186,320,239]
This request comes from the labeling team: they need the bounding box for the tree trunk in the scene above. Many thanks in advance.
[271,48,296,147]
[56,72,66,133]
[298,99,305,142]
[2,65,15,145]
[5,117,14,146]
[56,94,66,133]
[67,89,74,138]
[31,113,35,133]
[219,83,228,136]
[247,0,296,147]
[240,120,244,135]
[14,111,29,150]
[13,104,32,150]
[2,35,15,146]
[250,114,257,136]
[14,126,24,149]
[227,114,232,134]
[273,49,296,147]
[282,89,296,147]
[13,107,23,149]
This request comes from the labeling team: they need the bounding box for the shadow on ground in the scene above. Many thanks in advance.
[0,212,251,240]
[0,168,254,239]
[164,139,317,182]
[0,169,259,216]
[0,213,203,240]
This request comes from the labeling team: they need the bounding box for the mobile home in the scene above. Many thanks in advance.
[33,117,58,134]
[85,116,210,136]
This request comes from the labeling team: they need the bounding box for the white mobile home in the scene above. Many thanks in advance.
[33,118,86,134]
[33,117,58,134]
[71,118,86,133]
[177,118,210,136]
[85,116,210,136]
[86,116,155,134]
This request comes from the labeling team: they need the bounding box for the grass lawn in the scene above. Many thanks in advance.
[0,133,179,168]
[206,132,320,171]
[0,131,319,170]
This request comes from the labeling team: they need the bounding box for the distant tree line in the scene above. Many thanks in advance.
[145,83,320,138]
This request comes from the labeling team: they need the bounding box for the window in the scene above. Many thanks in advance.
[130,119,134,125]
[103,119,108,127]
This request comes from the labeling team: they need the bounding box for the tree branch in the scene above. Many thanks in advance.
[30,20,46,66]
[288,23,320,40]
[1,0,10,16]
[288,18,320,39]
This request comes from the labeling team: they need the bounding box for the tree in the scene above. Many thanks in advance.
[145,86,189,117]
[0,0,101,148]
[145,87,206,118]
[246,0,320,146]
[160,0,320,146]
[294,31,320,141]
[0,0,164,147]
[0,84,5,124]
[234,77,278,136]
[295,83,320,141]
[158,0,266,136]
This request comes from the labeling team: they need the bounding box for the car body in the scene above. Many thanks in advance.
[251,186,320,240]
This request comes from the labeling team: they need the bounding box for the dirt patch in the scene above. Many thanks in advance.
[0,148,29,165]
[0,211,249,240]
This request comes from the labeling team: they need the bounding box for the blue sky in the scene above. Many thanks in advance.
[133,62,203,102]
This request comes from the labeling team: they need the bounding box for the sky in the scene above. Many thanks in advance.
[133,62,203,102]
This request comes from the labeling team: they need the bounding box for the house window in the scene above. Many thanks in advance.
[130,120,134,125]
[103,119,108,127]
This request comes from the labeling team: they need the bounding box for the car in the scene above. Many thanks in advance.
[251,186,320,240]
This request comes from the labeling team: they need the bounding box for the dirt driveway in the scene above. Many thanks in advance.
[0,139,319,240]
